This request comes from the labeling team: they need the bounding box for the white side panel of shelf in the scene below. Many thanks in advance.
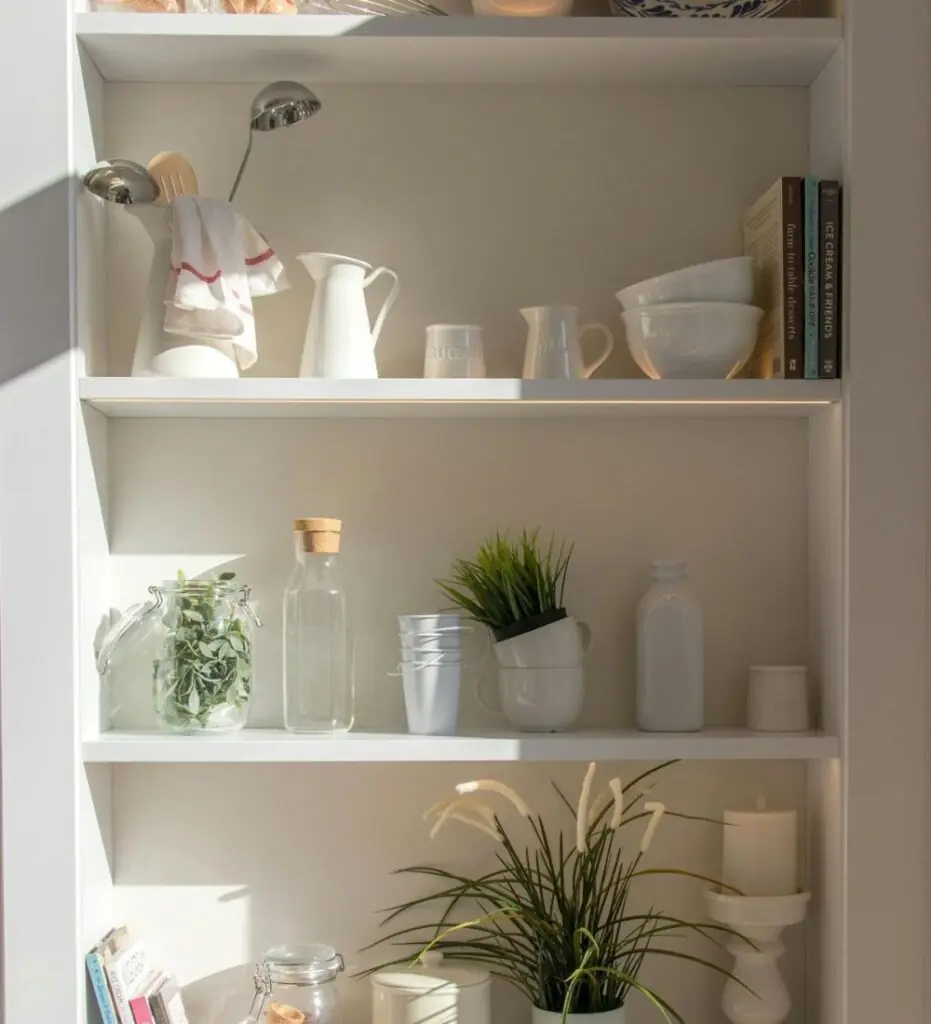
[75,14,843,86]
[0,0,92,1017]
[79,377,842,418]
[84,728,840,763]
[840,0,931,1022]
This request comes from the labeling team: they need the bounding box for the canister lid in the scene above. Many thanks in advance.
[261,944,344,986]
[371,952,490,991]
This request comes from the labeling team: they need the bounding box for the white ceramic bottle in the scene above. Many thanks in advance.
[636,560,704,732]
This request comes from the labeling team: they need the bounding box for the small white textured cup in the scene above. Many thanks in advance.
[424,325,486,379]
[747,666,810,732]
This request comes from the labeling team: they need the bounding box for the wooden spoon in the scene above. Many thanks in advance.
[148,151,198,205]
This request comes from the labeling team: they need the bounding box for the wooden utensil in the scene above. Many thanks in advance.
[148,151,198,205]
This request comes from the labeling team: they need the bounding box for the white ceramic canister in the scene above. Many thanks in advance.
[747,665,810,732]
[127,205,240,379]
[636,560,704,732]
[371,954,491,1024]
[532,1009,625,1024]
[424,325,486,379]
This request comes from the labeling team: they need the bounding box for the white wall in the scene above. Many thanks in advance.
[101,412,811,1023]
[94,78,816,1024]
[105,415,808,731]
[101,83,809,379]
[113,760,808,1024]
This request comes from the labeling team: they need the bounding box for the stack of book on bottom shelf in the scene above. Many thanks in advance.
[743,176,843,380]
[87,927,190,1024]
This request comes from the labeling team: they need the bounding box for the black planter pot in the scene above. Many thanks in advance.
[493,607,568,644]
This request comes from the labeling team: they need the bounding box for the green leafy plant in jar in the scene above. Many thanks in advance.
[153,571,258,732]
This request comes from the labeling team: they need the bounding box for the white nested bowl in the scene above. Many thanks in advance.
[616,257,756,311]
[621,302,763,380]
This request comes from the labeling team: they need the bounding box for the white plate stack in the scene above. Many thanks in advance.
[396,614,468,736]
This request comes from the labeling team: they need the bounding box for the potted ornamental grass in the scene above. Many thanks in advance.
[368,762,744,1024]
[438,529,589,731]
[438,528,574,643]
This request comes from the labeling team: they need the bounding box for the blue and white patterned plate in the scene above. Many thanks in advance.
[611,0,796,16]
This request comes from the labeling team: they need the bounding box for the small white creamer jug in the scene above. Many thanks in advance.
[521,304,614,380]
[297,253,400,379]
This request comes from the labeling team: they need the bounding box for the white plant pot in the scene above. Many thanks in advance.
[532,1008,625,1024]
[498,666,585,732]
[493,616,591,669]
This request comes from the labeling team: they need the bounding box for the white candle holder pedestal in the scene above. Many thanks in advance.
[705,890,810,1024]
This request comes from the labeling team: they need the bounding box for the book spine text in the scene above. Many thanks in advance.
[783,177,804,378]
[819,181,842,378]
[804,176,820,379]
[87,952,120,1024]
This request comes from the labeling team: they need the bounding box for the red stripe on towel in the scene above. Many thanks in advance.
[173,263,223,284]
[245,249,274,267]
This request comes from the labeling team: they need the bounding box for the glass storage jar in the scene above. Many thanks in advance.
[245,946,345,1024]
[97,575,260,734]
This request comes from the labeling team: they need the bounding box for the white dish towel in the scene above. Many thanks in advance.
[164,196,288,371]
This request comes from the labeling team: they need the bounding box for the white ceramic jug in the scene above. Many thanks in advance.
[126,205,239,379]
[297,253,400,379]
[521,305,614,380]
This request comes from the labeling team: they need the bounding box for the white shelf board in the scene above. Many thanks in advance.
[79,376,841,418]
[75,14,842,86]
[83,728,839,763]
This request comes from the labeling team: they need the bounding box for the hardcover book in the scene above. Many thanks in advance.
[803,176,820,379]
[104,933,152,1024]
[819,180,842,378]
[130,971,167,1024]
[742,176,804,379]
[149,976,191,1024]
[87,929,125,1024]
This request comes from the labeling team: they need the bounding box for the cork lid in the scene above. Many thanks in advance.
[294,518,342,554]
[294,518,342,533]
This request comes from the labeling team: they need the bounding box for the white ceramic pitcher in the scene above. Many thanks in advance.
[297,253,400,379]
[521,304,614,380]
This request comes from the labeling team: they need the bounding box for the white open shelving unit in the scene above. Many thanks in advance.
[80,376,842,416]
[2,3,930,1024]
[84,727,841,763]
[75,13,843,84]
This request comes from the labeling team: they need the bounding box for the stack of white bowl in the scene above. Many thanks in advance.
[397,613,467,736]
[616,257,762,380]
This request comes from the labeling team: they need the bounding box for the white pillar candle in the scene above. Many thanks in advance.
[722,801,797,897]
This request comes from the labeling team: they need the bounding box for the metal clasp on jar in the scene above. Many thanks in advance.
[237,584,263,628]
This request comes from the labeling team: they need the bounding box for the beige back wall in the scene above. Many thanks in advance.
[103,83,809,378]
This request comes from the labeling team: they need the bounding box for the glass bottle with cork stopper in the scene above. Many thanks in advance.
[283,518,354,733]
